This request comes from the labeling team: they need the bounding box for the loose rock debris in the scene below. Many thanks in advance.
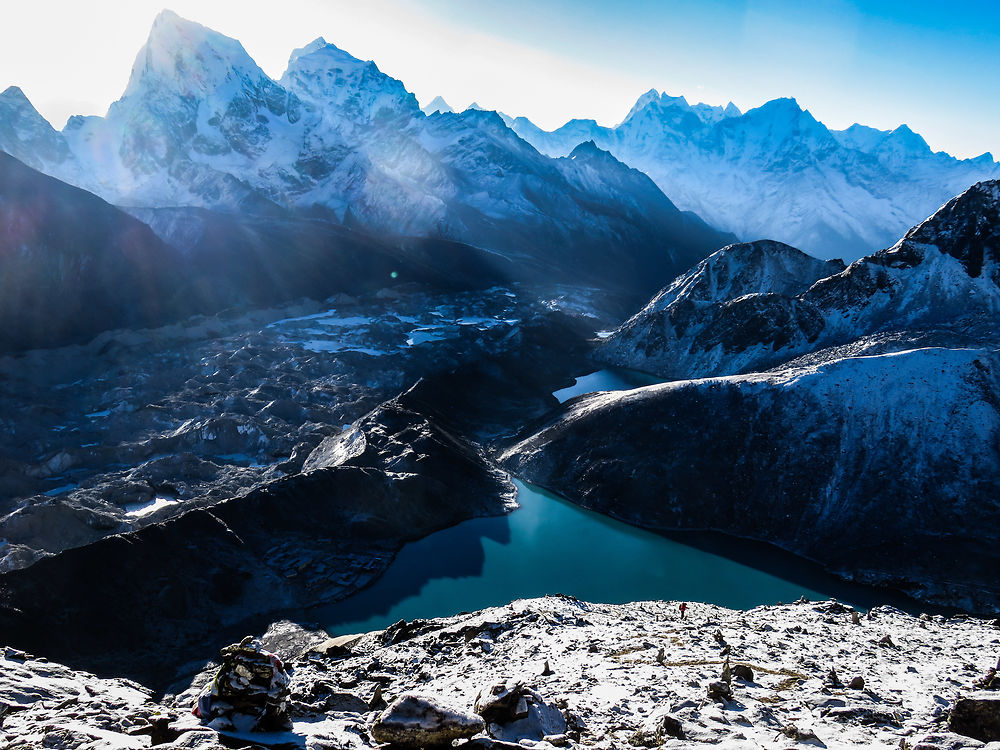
[3,596,1000,749]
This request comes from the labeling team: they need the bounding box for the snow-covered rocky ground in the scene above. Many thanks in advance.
[3,595,1000,749]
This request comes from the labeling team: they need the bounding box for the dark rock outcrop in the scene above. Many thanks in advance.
[950,695,1000,742]
[372,693,484,746]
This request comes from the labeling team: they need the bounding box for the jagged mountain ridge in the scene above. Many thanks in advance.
[512,91,999,260]
[421,95,453,115]
[0,87,77,176]
[597,240,845,378]
[599,180,1000,379]
[0,11,733,296]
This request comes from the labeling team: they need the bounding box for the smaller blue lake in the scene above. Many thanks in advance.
[552,367,662,403]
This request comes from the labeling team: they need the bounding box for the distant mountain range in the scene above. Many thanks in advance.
[2,12,994,272]
[1,9,996,353]
[0,11,730,302]
[511,91,999,260]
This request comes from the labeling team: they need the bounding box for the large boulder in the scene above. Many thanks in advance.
[371,692,484,747]
[194,636,291,732]
[473,680,566,743]
[950,694,1000,742]
[475,679,527,724]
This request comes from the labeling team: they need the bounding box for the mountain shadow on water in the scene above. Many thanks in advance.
[316,514,513,631]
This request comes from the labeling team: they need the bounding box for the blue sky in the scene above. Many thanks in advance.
[415,0,999,157]
[1,0,996,158]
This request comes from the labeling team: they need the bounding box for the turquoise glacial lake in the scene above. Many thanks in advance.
[319,370,915,635]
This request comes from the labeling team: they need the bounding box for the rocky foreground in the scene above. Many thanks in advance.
[3,595,1000,749]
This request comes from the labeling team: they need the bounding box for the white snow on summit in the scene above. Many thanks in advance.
[123,9,263,99]
[421,96,453,115]
[512,90,999,260]
[0,12,730,279]
[4,11,992,271]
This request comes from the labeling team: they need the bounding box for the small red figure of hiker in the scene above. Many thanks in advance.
[679,602,688,620]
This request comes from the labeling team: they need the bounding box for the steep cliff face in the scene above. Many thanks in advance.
[0,151,187,351]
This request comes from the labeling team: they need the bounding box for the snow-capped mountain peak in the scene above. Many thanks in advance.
[880,124,932,160]
[287,37,332,66]
[733,97,834,152]
[620,89,742,128]
[284,37,368,76]
[621,88,662,122]
[124,9,266,99]
[0,13,735,281]
[742,97,818,130]
[422,96,453,115]
[0,86,34,110]
[54,10,305,208]
[0,85,76,173]
[514,89,1000,260]
[280,37,419,122]
[833,123,885,152]
[888,178,1000,279]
